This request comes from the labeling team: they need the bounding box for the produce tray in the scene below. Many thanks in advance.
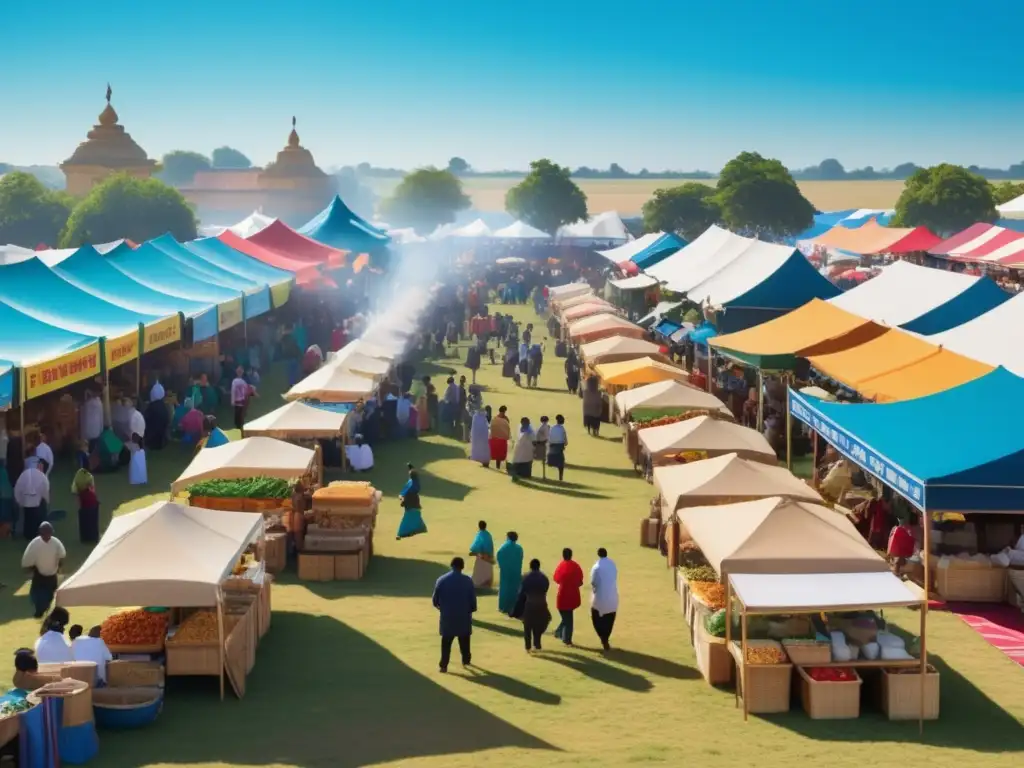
[797,666,862,720]
[166,643,221,676]
[782,641,831,665]
[107,642,165,655]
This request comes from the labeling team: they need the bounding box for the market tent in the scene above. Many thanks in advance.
[567,314,645,342]
[285,366,377,402]
[729,572,923,614]
[547,282,592,301]
[200,211,276,239]
[977,234,1024,268]
[0,298,97,368]
[56,501,262,607]
[217,231,327,284]
[827,259,1009,334]
[709,299,884,370]
[579,336,668,366]
[638,415,775,463]
[615,380,732,420]
[299,195,390,252]
[928,223,1024,259]
[555,292,600,312]
[807,327,993,402]
[926,293,1024,375]
[561,301,617,323]
[243,401,348,439]
[329,349,392,380]
[185,237,294,295]
[645,226,751,293]
[996,192,1024,217]
[679,497,889,578]
[557,211,629,242]
[108,242,242,305]
[655,453,822,519]
[810,220,941,255]
[594,357,688,388]
[608,274,659,291]
[597,232,685,268]
[637,301,683,328]
[492,221,551,239]
[248,220,345,265]
[449,219,492,238]
[171,436,314,492]
[789,369,1024,511]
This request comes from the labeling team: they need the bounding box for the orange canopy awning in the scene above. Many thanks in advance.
[810,220,937,256]
[807,328,993,402]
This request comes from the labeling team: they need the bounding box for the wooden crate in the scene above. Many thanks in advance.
[695,622,733,686]
[797,666,862,719]
[166,643,220,676]
[298,552,336,581]
[107,660,165,688]
[930,561,1007,602]
[264,532,287,574]
[782,641,831,665]
[731,643,792,714]
[881,667,940,721]
[334,551,365,580]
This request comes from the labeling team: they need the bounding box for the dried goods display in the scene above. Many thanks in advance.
[168,611,240,644]
[101,609,169,647]
[681,564,717,582]
[807,667,857,682]
[745,643,786,664]
[634,410,718,430]
[689,581,726,610]
[188,477,292,499]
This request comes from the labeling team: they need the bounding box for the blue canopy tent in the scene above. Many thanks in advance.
[185,237,293,313]
[149,235,271,320]
[0,299,97,380]
[0,362,14,409]
[788,367,1024,512]
[299,196,391,252]
[632,232,687,270]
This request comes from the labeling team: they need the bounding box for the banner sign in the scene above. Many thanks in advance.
[25,343,101,400]
[218,297,243,331]
[193,308,218,342]
[144,315,181,353]
[104,329,140,370]
[243,287,271,320]
[0,363,12,409]
[270,280,292,309]
[788,388,925,509]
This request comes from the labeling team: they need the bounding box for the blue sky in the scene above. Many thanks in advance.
[2,0,1022,171]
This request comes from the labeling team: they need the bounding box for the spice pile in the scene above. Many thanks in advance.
[745,642,787,664]
[169,611,240,644]
[689,581,726,610]
[101,609,169,647]
[807,667,857,682]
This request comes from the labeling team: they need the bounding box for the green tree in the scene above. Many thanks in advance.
[641,183,721,241]
[505,159,588,235]
[715,151,814,237]
[892,164,997,235]
[60,174,198,247]
[211,146,252,169]
[379,167,471,234]
[446,157,470,175]
[0,172,75,248]
[157,150,211,186]
[992,180,1024,205]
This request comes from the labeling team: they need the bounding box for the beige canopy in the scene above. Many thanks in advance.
[243,401,347,439]
[580,336,669,366]
[285,366,377,402]
[556,292,599,312]
[568,313,645,342]
[561,301,617,324]
[679,496,890,578]
[56,501,262,608]
[615,380,731,419]
[639,415,775,463]
[548,282,592,301]
[654,453,822,520]
[172,436,315,492]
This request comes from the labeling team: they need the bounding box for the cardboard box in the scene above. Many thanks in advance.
[297,552,335,581]
[640,518,659,548]
[334,552,365,580]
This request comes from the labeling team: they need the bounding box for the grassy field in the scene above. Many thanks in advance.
[1,305,1022,767]
[366,177,912,216]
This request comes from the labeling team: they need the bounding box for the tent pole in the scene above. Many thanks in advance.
[725,579,735,708]
[19,367,25,458]
[785,385,792,471]
[217,590,226,701]
[919,593,927,734]
[136,354,141,399]
[706,347,712,393]
[756,370,764,433]
[741,609,749,721]
[103,368,112,429]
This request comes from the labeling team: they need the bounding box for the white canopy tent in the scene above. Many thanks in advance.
[925,293,1024,376]
[449,218,493,238]
[171,436,315,493]
[596,232,663,263]
[244,401,348,439]
[0,244,35,265]
[579,336,666,365]
[645,225,736,286]
[285,366,377,402]
[492,221,551,239]
[828,259,987,327]
[199,211,276,239]
[638,415,775,463]
[555,291,599,312]
[728,571,924,614]
[996,193,1024,217]
[57,501,263,607]
[609,274,659,290]
[557,211,630,242]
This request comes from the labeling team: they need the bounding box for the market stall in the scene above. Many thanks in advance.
[567,313,645,344]
[547,282,593,307]
[285,366,378,402]
[595,356,689,393]
[553,291,599,314]
[638,415,775,473]
[56,501,268,700]
[172,437,320,496]
[580,336,670,368]
[560,301,618,325]
[243,400,348,441]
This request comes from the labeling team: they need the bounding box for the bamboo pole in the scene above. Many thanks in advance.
[920,509,930,734]
[785,386,793,471]
[725,579,735,708]
[741,610,749,721]
[217,590,226,701]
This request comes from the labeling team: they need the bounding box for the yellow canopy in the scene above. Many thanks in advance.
[710,299,886,369]
[595,357,689,388]
[808,328,993,402]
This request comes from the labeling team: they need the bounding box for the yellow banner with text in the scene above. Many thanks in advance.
[104,329,140,370]
[144,315,182,353]
[218,298,243,331]
[25,342,102,400]
[270,280,292,309]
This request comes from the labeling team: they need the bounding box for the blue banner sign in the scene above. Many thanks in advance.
[788,389,926,510]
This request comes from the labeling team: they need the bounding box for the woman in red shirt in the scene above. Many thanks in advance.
[552,547,584,646]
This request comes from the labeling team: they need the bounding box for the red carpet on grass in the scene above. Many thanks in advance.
[946,602,1024,667]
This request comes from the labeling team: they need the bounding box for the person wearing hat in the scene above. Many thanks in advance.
[144,382,170,450]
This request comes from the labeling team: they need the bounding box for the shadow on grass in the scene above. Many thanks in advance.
[538,651,652,692]
[515,478,609,500]
[473,618,525,639]
[603,648,700,681]
[456,666,561,705]
[99,612,554,768]
[287,556,449,600]
[335,438,474,504]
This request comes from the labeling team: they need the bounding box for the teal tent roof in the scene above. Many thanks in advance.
[0,298,96,367]
[185,237,293,286]
[0,362,12,408]
[47,244,213,317]
[205,427,231,448]
[298,196,391,251]
[108,243,242,304]
[0,255,160,338]
[149,234,264,293]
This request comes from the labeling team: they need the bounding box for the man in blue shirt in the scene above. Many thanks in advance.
[432,557,477,672]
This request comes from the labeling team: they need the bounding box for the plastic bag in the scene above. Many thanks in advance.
[862,641,880,660]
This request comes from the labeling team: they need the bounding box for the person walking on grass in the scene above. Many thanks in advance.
[433,557,477,673]
[514,559,551,653]
[553,547,584,646]
[582,375,603,437]
[21,523,65,618]
[590,548,619,651]
[488,405,511,469]
[534,416,550,479]
[547,415,568,482]
[496,531,524,614]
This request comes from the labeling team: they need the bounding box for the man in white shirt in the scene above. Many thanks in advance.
[73,626,113,684]
[396,393,411,429]
[22,522,65,617]
[128,399,146,442]
[231,365,253,430]
[34,432,54,476]
[80,390,104,449]
[15,463,50,542]
[345,435,374,472]
[590,548,619,651]
[546,414,568,482]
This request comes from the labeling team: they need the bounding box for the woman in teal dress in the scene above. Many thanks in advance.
[469,520,495,589]
[396,464,427,539]
[496,531,524,614]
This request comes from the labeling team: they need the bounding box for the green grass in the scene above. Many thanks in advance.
[2,305,1022,767]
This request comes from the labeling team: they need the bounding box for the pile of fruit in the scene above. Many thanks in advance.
[635,410,718,430]
[807,667,858,682]
[745,642,786,664]
[689,581,726,610]
[168,611,240,644]
[101,609,169,647]
[188,476,292,499]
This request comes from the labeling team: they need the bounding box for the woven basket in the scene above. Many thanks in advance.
[797,666,862,719]
[881,666,940,720]
[28,679,93,726]
[782,641,831,665]
[738,663,792,714]
[165,643,221,677]
[106,660,164,688]
[930,560,1006,602]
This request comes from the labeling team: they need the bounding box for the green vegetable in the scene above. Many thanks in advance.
[682,565,718,583]
[0,700,33,716]
[188,476,293,499]
[705,609,727,638]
